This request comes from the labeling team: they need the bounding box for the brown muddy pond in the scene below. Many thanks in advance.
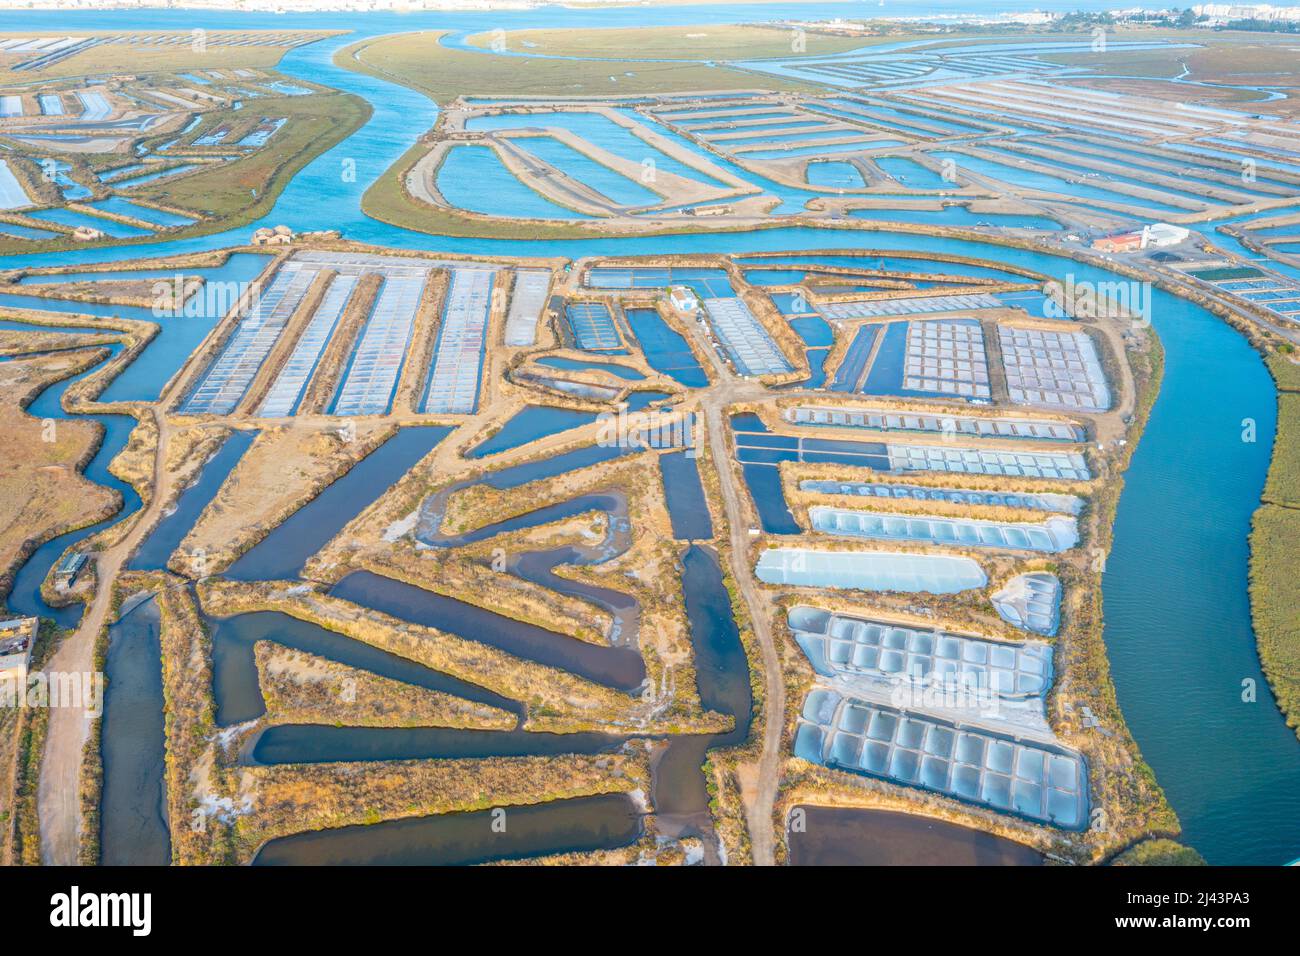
[787,806,1043,865]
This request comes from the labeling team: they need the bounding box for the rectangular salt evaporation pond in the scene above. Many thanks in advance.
[422,267,492,414]
[999,327,1110,412]
[794,690,1087,828]
[716,126,859,147]
[755,548,986,594]
[236,117,286,148]
[0,159,31,210]
[26,206,154,239]
[624,308,708,388]
[503,269,550,347]
[888,443,1090,481]
[468,110,727,188]
[76,90,110,121]
[0,222,60,240]
[850,206,1065,231]
[85,196,195,228]
[437,144,593,220]
[511,135,660,208]
[787,405,1085,442]
[820,292,1004,320]
[333,272,427,416]
[660,450,713,541]
[565,301,622,351]
[258,273,358,417]
[800,479,1084,515]
[115,165,199,188]
[788,606,1053,699]
[701,297,791,376]
[829,325,877,392]
[181,265,319,415]
[806,160,865,189]
[873,154,956,187]
[809,507,1080,553]
[903,318,991,399]
[927,151,1190,216]
[700,119,826,138]
[227,426,454,581]
[466,405,597,459]
[587,265,735,299]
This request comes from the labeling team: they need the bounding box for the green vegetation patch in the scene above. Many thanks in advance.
[339,30,827,105]
[129,91,368,221]
[1248,504,1300,741]
[1263,392,1300,506]
[1112,838,1207,866]
[1187,266,1264,281]
[463,24,875,61]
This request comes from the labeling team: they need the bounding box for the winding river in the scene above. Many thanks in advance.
[5,4,1298,865]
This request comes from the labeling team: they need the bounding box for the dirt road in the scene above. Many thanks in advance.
[682,318,786,866]
[38,407,174,865]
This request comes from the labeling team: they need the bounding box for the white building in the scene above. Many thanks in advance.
[1143,223,1192,248]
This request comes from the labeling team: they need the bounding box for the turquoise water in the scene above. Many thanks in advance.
[929,151,1192,215]
[805,160,863,189]
[1101,285,1297,865]
[27,206,155,238]
[977,145,1222,207]
[437,144,592,220]
[0,221,59,240]
[511,135,660,207]
[114,164,200,188]
[470,110,726,188]
[873,156,951,190]
[4,4,1296,866]
[87,197,196,228]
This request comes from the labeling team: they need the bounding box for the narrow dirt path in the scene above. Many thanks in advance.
[682,316,786,866]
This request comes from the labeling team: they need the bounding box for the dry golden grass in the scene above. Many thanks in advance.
[233,749,649,863]
[254,641,516,731]
[0,350,119,603]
